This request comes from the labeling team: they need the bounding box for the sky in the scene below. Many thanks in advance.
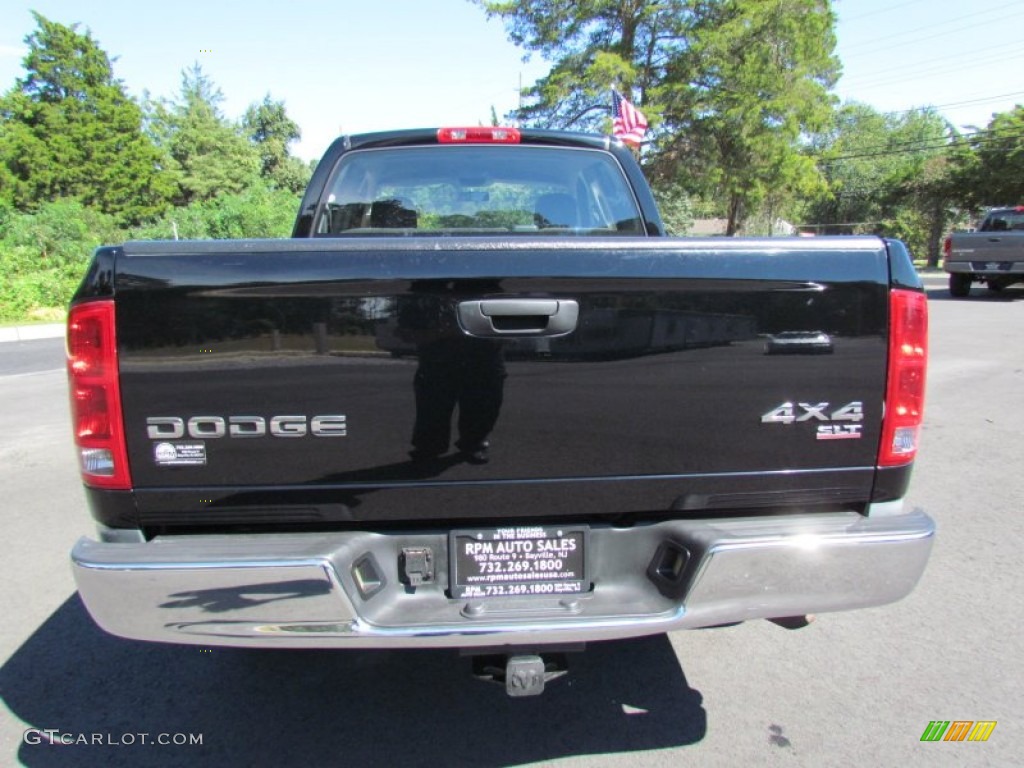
[0,0,1021,162]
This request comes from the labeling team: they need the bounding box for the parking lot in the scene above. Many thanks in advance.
[0,275,1019,767]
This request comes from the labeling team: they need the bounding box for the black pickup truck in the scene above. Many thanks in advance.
[67,127,933,695]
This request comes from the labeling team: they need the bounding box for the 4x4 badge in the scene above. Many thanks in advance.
[761,401,864,440]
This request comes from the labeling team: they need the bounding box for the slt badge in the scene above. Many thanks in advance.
[761,401,864,440]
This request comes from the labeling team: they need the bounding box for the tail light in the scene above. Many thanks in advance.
[437,127,521,144]
[67,300,132,489]
[879,289,928,467]
[942,235,951,260]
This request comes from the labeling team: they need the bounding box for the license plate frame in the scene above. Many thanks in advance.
[449,525,588,599]
[973,260,1013,272]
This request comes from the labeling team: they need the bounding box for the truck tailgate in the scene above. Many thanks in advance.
[113,237,891,527]
[950,231,1024,263]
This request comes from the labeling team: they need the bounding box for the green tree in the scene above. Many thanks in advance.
[146,64,261,205]
[476,0,688,131]
[0,13,173,223]
[653,0,837,234]
[805,103,955,262]
[242,95,310,194]
[805,103,894,232]
[476,0,839,234]
[895,144,959,266]
[951,105,1024,208]
[650,181,694,235]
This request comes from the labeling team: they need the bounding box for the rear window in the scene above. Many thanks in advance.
[314,145,644,236]
[980,208,1024,231]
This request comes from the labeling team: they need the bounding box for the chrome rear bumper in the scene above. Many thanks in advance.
[72,508,934,648]
[945,260,1024,275]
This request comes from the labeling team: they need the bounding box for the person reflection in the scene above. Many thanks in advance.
[399,280,506,464]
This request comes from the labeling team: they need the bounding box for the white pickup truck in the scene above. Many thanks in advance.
[944,206,1024,297]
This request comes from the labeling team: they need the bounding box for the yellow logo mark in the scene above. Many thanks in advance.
[967,721,997,742]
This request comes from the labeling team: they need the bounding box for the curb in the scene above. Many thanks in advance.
[0,324,65,344]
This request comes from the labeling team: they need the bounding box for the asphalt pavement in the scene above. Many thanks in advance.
[0,337,65,377]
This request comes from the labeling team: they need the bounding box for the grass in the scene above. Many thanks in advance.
[0,307,66,327]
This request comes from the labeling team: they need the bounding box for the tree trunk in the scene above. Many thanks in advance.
[926,204,945,268]
[726,194,741,236]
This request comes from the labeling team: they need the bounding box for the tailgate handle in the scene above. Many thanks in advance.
[457,299,579,337]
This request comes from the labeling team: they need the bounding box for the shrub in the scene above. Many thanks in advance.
[0,200,120,321]
[130,183,300,241]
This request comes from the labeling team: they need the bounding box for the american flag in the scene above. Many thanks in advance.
[612,89,648,147]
